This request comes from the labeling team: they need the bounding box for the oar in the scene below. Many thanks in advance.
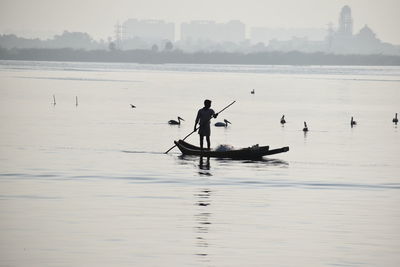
[165,100,236,154]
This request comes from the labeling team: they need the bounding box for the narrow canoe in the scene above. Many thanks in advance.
[174,140,289,159]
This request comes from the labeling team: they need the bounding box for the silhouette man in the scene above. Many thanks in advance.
[194,99,218,150]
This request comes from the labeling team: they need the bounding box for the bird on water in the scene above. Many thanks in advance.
[215,119,231,127]
[351,116,357,127]
[251,89,255,94]
[130,104,136,108]
[303,122,308,132]
[280,115,286,125]
[393,113,398,124]
[169,116,184,125]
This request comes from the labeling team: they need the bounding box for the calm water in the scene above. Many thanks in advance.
[0,60,399,267]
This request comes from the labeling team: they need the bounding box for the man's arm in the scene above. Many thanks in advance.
[194,110,200,131]
[213,109,218,118]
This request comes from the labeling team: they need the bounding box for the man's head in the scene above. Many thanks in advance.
[204,99,212,108]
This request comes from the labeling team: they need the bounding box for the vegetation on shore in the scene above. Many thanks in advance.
[1,47,399,66]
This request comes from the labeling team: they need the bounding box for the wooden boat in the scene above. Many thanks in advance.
[174,140,289,159]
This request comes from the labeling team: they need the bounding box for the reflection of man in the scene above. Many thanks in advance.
[199,156,210,171]
[194,99,218,150]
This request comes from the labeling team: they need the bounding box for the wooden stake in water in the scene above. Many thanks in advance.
[52,95,56,106]
[76,96,78,107]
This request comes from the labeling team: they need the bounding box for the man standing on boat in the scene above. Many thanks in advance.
[194,99,218,150]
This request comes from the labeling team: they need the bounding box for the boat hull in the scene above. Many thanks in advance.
[174,140,289,159]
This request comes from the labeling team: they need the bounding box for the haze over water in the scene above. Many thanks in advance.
[0,60,399,266]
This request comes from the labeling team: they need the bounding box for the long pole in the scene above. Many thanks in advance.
[165,100,236,154]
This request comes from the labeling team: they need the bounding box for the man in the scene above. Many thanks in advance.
[194,99,218,150]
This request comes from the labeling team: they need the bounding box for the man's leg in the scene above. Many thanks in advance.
[206,136,211,150]
[200,135,204,150]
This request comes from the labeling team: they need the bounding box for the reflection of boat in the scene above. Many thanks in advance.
[174,140,289,160]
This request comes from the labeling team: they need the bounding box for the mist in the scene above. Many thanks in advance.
[1,0,399,44]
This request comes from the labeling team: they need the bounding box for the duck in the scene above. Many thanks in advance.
[215,119,231,127]
[130,104,136,108]
[251,89,255,94]
[280,115,286,125]
[168,116,184,125]
[303,122,308,132]
[351,116,357,127]
[393,113,398,124]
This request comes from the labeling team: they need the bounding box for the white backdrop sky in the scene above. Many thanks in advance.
[0,0,399,44]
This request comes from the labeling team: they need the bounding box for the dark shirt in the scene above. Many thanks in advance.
[195,108,216,136]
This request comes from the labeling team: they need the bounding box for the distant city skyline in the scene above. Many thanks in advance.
[1,4,398,56]
[0,0,399,44]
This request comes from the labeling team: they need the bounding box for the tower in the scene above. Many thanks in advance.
[338,5,353,36]
[326,22,334,51]
[114,22,123,49]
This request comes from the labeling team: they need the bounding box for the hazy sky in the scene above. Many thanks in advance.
[1,0,399,44]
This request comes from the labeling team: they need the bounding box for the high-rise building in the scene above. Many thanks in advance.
[181,20,245,44]
[122,19,175,42]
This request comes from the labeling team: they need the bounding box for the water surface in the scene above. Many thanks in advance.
[0,60,399,267]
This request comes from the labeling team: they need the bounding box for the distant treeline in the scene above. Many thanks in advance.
[1,47,400,66]
[0,32,106,50]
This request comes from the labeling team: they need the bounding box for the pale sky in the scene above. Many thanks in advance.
[0,0,399,44]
